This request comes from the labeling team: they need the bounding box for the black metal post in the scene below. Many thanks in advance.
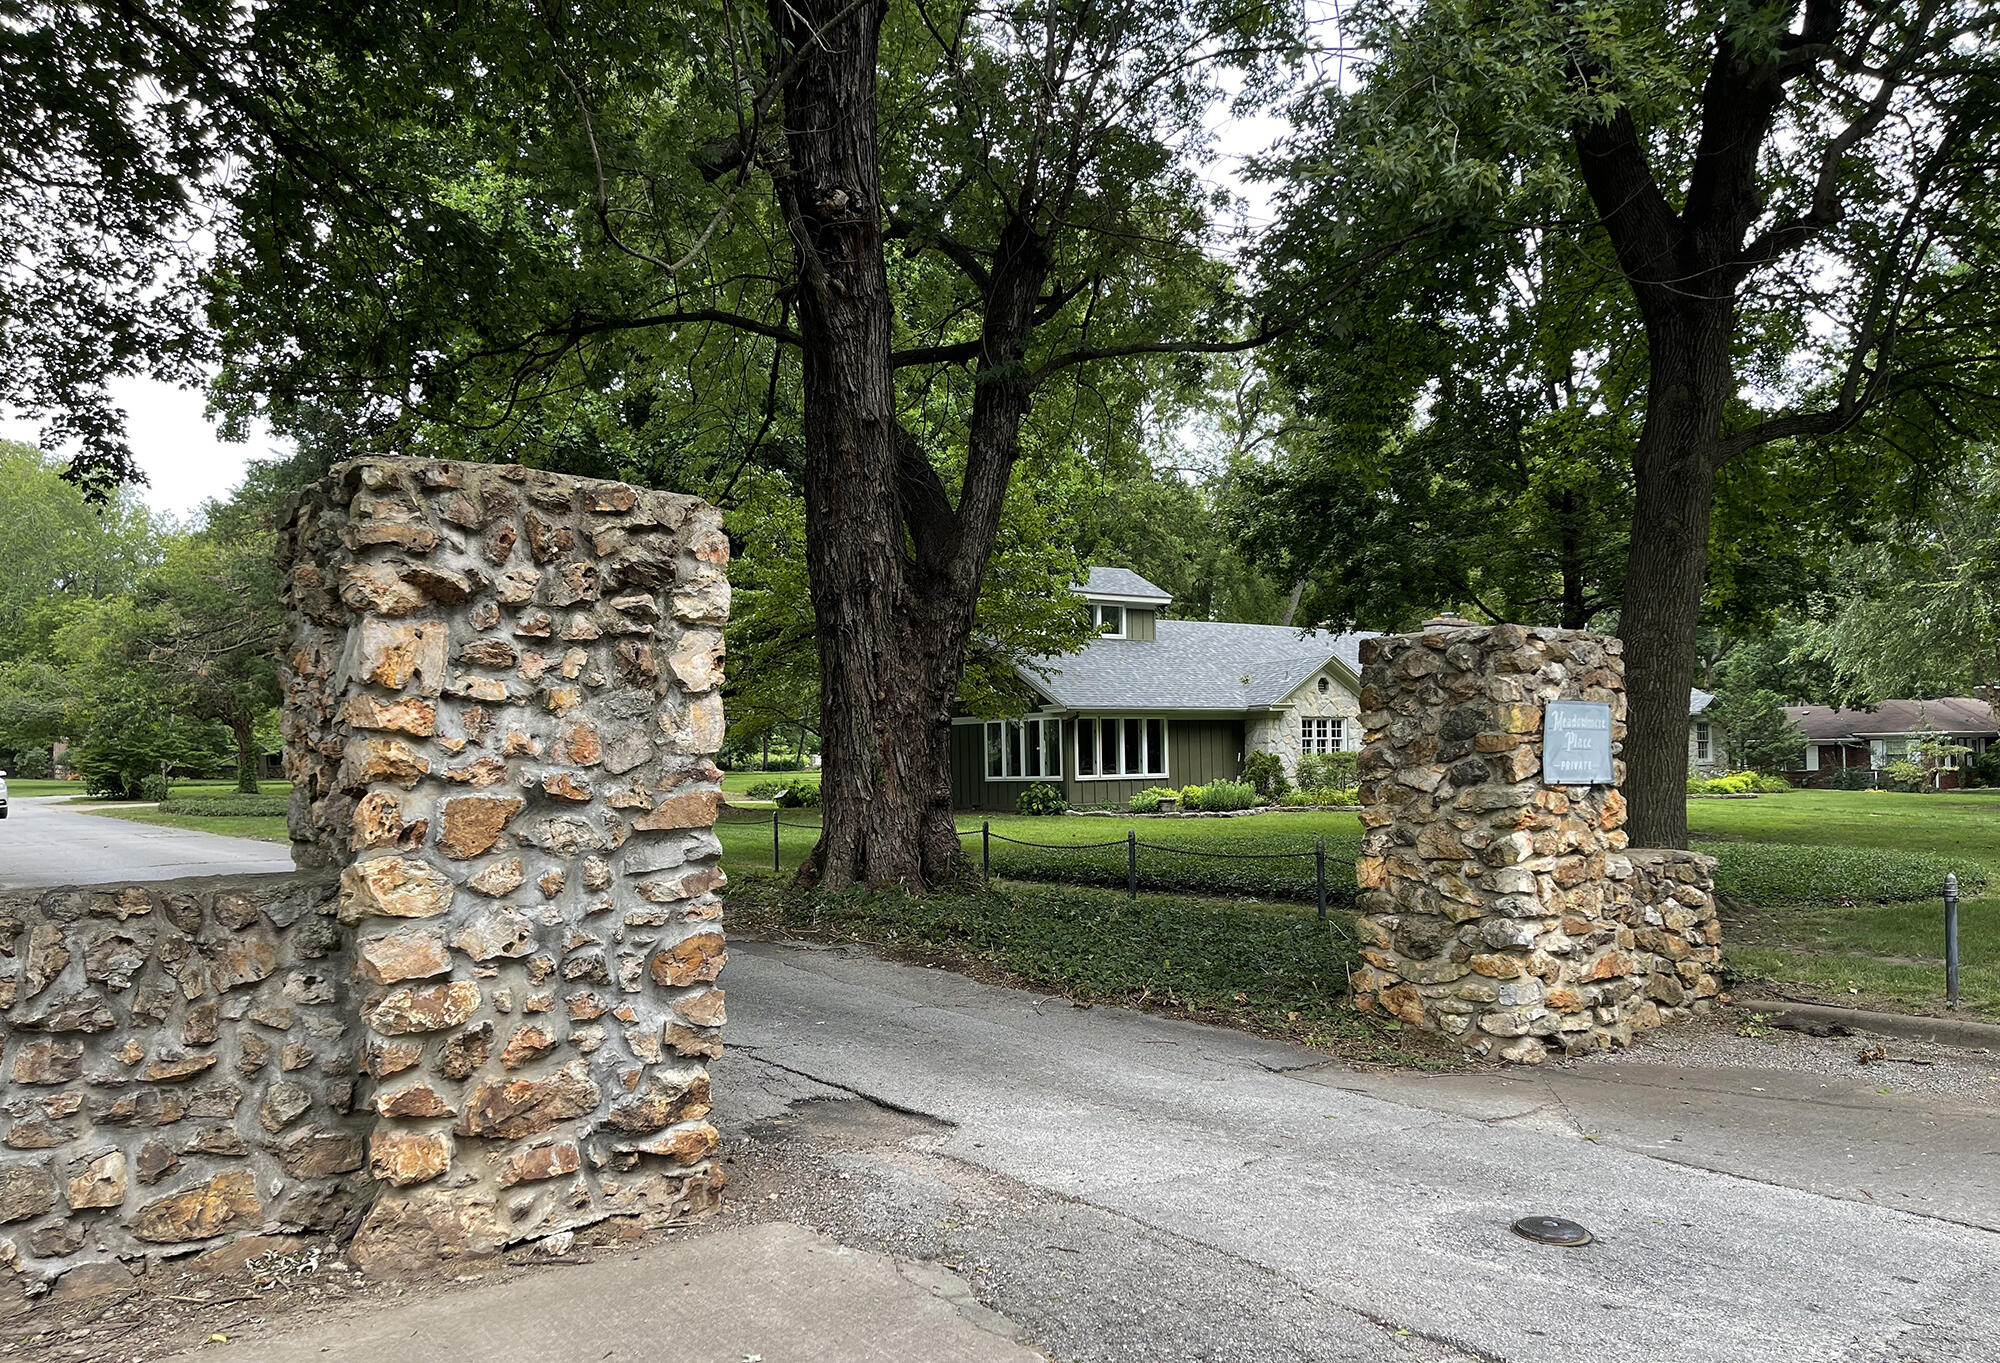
[1946,871,1961,1010]
[1316,837,1327,923]
[772,807,781,872]
[1127,829,1137,900]
[982,820,990,883]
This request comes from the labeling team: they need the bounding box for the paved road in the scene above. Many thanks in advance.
[716,940,2000,1363]
[0,796,295,889]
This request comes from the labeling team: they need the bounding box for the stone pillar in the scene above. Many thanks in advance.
[277,457,730,1266]
[1352,622,1716,1063]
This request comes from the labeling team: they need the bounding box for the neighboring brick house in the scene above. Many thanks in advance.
[949,568,1376,810]
[1784,698,1998,788]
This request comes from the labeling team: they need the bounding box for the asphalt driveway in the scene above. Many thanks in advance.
[712,939,2000,1363]
[0,795,295,889]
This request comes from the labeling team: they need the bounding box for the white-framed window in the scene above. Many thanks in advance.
[1091,603,1126,638]
[1074,716,1167,779]
[1804,744,1820,772]
[1301,716,1346,754]
[985,717,1063,781]
[1694,723,1712,763]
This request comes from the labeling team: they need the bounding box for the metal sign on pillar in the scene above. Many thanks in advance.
[1542,700,1615,785]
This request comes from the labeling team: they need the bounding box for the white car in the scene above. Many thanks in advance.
[0,770,8,819]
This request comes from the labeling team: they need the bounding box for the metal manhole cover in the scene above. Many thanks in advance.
[1511,1215,1592,1247]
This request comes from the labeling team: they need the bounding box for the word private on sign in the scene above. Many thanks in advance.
[1542,700,1615,786]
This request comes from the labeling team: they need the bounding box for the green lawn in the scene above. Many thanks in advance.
[726,874,1449,1065]
[716,806,1366,901]
[7,778,291,802]
[1688,789,2000,1017]
[719,769,817,802]
[90,807,291,842]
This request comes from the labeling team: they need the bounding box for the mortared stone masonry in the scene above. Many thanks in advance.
[1351,622,1720,1063]
[0,457,732,1287]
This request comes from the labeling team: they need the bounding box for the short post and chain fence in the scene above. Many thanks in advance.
[719,806,1345,934]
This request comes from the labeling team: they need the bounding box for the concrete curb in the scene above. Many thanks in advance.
[1735,996,2000,1050]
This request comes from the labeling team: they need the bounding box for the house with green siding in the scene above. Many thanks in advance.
[949,568,1378,810]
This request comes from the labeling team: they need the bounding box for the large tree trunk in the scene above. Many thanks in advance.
[231,712,260,795]
[770,0,990,891]
[1619,307,1733,848]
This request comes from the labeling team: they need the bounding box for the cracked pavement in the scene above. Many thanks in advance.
[715,937,2000,1363]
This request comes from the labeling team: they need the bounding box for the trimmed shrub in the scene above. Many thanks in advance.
[1687,770,1778,795]
[140,775,172,803]
[13,749,51,779]
[1278,786,1359,806]
[1830,766,1877,790]
[1296,751,1357,790]
[1183,779,1258,812]
[1015,782,1068,816]
[773,782,822,808]
[1242,751,1289,800]
[1129,787,1177,813]
[1880,760,1927,793]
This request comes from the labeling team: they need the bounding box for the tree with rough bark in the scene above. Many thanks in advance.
[1261,0,2000,847]
[4,1,1280,888]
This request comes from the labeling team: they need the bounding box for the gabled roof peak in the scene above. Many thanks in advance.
[1077,566,1173,605]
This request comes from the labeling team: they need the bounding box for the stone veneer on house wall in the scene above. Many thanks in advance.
[1351,623,1721,1063]
[1245,666,1362,778]
[277,457,732,1268]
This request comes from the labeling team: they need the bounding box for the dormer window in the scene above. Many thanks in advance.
[1092,603,1126,638]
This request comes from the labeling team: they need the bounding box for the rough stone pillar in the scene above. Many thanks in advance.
[277,457,730,1266]
[1352,622,1717,1063]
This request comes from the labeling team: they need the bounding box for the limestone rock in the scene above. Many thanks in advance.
[341,857,454,921]
[631,790,722,833]
[497,1140,581,1188]
[458,1060,601,1139]
[466,856,526,897]
[374,1082,457,1118]
[66,1149,128,1209]
[452,908,539,962]
[366,980,482,1035]
[0,1165,59,1223]
[369,1129,452,1188]
[260,1081,315,1132]
[438,796,526,860]
[605,1070,711,1133]
[12,1039,83,1085]
[353,618,448,694]
[358,928,453,984]
[649,933,726,987]
[131,1170,262,1243]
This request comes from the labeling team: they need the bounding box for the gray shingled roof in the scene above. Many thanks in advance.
[1077,566,1173,603]
[1786,698,1998,741]
[1028,620,1376,711]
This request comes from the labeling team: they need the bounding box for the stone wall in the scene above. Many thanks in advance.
[1246,667,1362,778]
[276,457,731,1268]
[0,874,366,1283]
[1351,622,1720,1063]
[1615,849,1724,1026]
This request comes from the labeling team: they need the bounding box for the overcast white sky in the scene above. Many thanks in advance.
[0,378,275,523]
